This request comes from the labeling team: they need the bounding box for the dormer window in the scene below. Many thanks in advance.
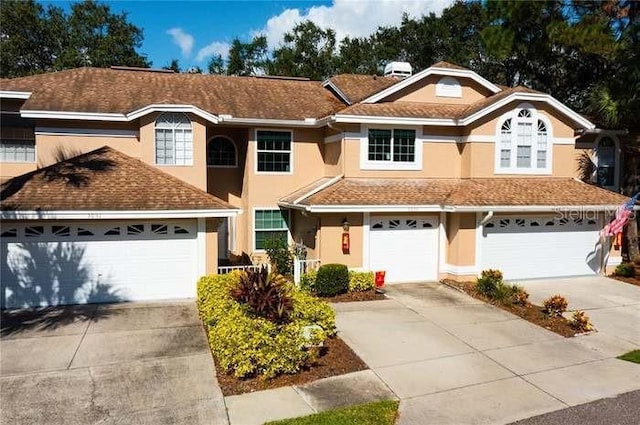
[435,77,462,98]
[496,105,552,174]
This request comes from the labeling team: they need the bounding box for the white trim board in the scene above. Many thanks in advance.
[441,264,479,276]
[1,209,241,220]
[35,127,138,138]
[0,91,32,99]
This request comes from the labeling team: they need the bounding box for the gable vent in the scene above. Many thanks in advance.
[384,62,412,79]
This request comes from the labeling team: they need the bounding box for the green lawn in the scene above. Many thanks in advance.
[264,400,399,425]
[617,350,640,364]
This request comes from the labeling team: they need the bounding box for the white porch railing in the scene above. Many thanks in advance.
[217,263,270,275]
[294,259,322,284]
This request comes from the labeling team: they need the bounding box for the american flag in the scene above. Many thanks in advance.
[601,193,639,237]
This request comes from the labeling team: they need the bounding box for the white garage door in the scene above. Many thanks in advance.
[1,220,199,309]
[369,216,439,283]
[481,216,600,280]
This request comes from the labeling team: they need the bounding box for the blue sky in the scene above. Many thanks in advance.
[41,0,454,71]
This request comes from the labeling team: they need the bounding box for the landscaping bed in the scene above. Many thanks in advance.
[324,288,386,303]
[214,336,367,396]
[608,263,640,287]
[442,278,579,337]
[609,275,640,287]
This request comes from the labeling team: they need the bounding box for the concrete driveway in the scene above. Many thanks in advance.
[335,282,640,425]
[515,276,640,354]
[0,301,228,425]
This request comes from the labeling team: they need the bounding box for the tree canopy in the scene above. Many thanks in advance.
[0,0,149,78]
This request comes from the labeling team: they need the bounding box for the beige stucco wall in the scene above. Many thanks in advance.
[139,113,208,191]
[343,138,462,178]
[386,75,493,104]
[230,128,326,257]
[446,213,476,266]
[205,218,220,275]
[318,213,363,267]
[35,134,141,167]
[291,210,320,260]
[323,141,342,176]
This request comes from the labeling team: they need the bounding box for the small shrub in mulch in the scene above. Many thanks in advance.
[213,336,368,396]
[442,279,579,337]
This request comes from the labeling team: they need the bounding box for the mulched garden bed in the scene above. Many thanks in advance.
[323,288,387,303]
[609,275,640,287]
[442,279,578,337]
[213,336,368,396]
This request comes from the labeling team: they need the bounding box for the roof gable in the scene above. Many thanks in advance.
[362,62,502,104]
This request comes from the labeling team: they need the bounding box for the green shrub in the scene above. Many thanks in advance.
[196,272,335,379]
[615,263,635,277]
[315,263,349,297]
[264,236,294,276]
[475,269,504,297]
[299,270,317,293]
[230,267,293,324]
[492,282,516,303]
[348,271,375,292]
[543,294,568,317]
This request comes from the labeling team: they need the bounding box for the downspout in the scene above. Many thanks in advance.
[480,210,494,226]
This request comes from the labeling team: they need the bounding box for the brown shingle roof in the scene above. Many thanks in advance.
[338,86,545,121]
[339,101,469,119]
[1,146,238,212]
[0,67,345,120]
[284,177,629,208]
[327,74,398,104]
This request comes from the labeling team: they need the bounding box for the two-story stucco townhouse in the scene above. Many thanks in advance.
[0,61,631,309]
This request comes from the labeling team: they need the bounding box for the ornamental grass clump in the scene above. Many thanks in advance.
[229,267,292,324]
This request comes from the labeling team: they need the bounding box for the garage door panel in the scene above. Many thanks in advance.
[369,217,438,283]
[481,216,600,280]
[1,220,198,309]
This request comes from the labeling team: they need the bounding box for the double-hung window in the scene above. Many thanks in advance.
[256,130,292,172]
[254,209,289,250]
[496,107,551,174]
[364,128,419,170]
[1,127,35,163]
[155,112,193,165]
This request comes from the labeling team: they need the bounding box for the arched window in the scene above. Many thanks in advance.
[595,136,618,190]
[207,136,237,167]
[155,112,193,165]
[435,76,462,98]
[496,105,551,173]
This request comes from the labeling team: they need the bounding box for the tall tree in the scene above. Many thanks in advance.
[226,36,269,76]
[162,59,181,73]
[207,54,225,74]
[269,21,338,80]
[0,0,149,78]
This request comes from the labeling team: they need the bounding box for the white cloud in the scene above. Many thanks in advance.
[257,0,455,49]
[166,27,195,57]
[196,41,231,62]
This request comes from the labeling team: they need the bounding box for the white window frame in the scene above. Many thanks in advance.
[360,125,423,171]
[154,112,193,166]
[494,104,553,175]
[594,134,620,192]
[435,76,462,98]
[254,129,294,175]
[0,139,36,163]
[207,135,238,168]
[252,208,291,252]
